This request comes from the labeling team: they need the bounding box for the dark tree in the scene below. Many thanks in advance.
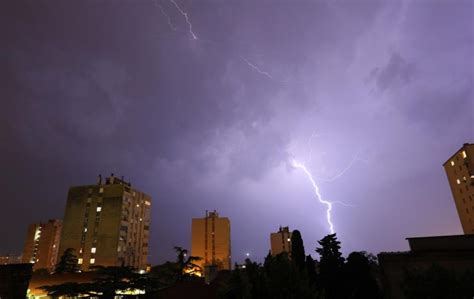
[40,282,90,299]
[291,230,306,273]
[88,265,138,299]
[217,263,252,299]
[402,264,474,299]
[54,248,79,274]
[343,251,381,299]
[315,233,344,299]
[305,254,318,285]
[173,246,202,280]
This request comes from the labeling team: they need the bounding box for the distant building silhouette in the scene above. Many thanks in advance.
[192,210,231,270]
[21,219,61,272]
[270,226,292,256]
[378,234,474,299]
[443,143,474,234]
[58,174,151,271]
[0,254,22,265]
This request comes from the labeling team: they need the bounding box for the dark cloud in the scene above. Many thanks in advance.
[370,52,416,91]
[0,0,472,263]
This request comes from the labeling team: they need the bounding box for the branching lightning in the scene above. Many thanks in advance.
[170,0,198,40]
[316,151,367,182]
[154,0,177,31]
[291,159,335,234]
[240,56,273,79]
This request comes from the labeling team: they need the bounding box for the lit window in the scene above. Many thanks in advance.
[287,238,291,242]
[78,258,83,264]
[99,188,104,193]
[136,204,140,208]
[451,161,455,166]
[91,247,96,254]
[463,176,467,181]
[462,151,467,159]
[144,201,151,206]
[139,218,143,222]
[457,179,461,185]
[90,258,95,264]
[84,228,88,232]
[96,207,102,212]
[79,248,83,254]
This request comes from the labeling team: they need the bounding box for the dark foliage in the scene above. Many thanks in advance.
[343,251,381,299]
[315,233,344,299]
[402,264,474,299]
[54,248,79,274]
[291,230,306,273]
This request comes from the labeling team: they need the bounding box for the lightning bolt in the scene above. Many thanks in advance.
[170,0,198,40]
[316,151,368,182]
[240,56,273,79]
[291,159,335,234]
[154,0,177,31]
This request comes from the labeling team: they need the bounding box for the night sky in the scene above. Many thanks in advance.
[1,0,473,264]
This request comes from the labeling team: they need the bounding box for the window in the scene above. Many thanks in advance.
[457,179,461,185]
[99,188,104,193]
[91,247,96,253]
[462,150,467,159]
[78,258,83,264]
[463,198,466,204]
[90,258,95,264]
[96,207,102,212]
[84,228,87,232]
[466,208,469,214]
[451,161,455,166]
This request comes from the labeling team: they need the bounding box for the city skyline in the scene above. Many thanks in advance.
[1,0,473,265]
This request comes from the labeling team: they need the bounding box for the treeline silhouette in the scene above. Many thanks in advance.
[218,232,380,299]
[38,232,474,298]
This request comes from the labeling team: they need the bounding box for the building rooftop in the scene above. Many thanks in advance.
[442,143,473,166]
[406,234,474,252]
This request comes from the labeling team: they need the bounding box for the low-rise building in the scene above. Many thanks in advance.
[378,234,474,299]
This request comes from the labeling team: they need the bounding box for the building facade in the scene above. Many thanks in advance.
[58,174,151,271]
[21,219,62,271]
[270,226,292,256]
[443,143,474,234]
[191,210,231,270]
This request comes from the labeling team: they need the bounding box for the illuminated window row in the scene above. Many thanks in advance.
[78,258,95,264]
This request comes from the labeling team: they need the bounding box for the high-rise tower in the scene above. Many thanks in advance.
[58,174,151,271]
[21,219,62,271]
[191,210,231,270]
[443,143,474,234]
[270,226,292,256]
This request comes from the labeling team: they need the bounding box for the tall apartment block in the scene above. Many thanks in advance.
[270,226,292,256]
[443,143,474,234]
[191,210,231,270]
[58,174,151,271]
[21,219,62,271]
